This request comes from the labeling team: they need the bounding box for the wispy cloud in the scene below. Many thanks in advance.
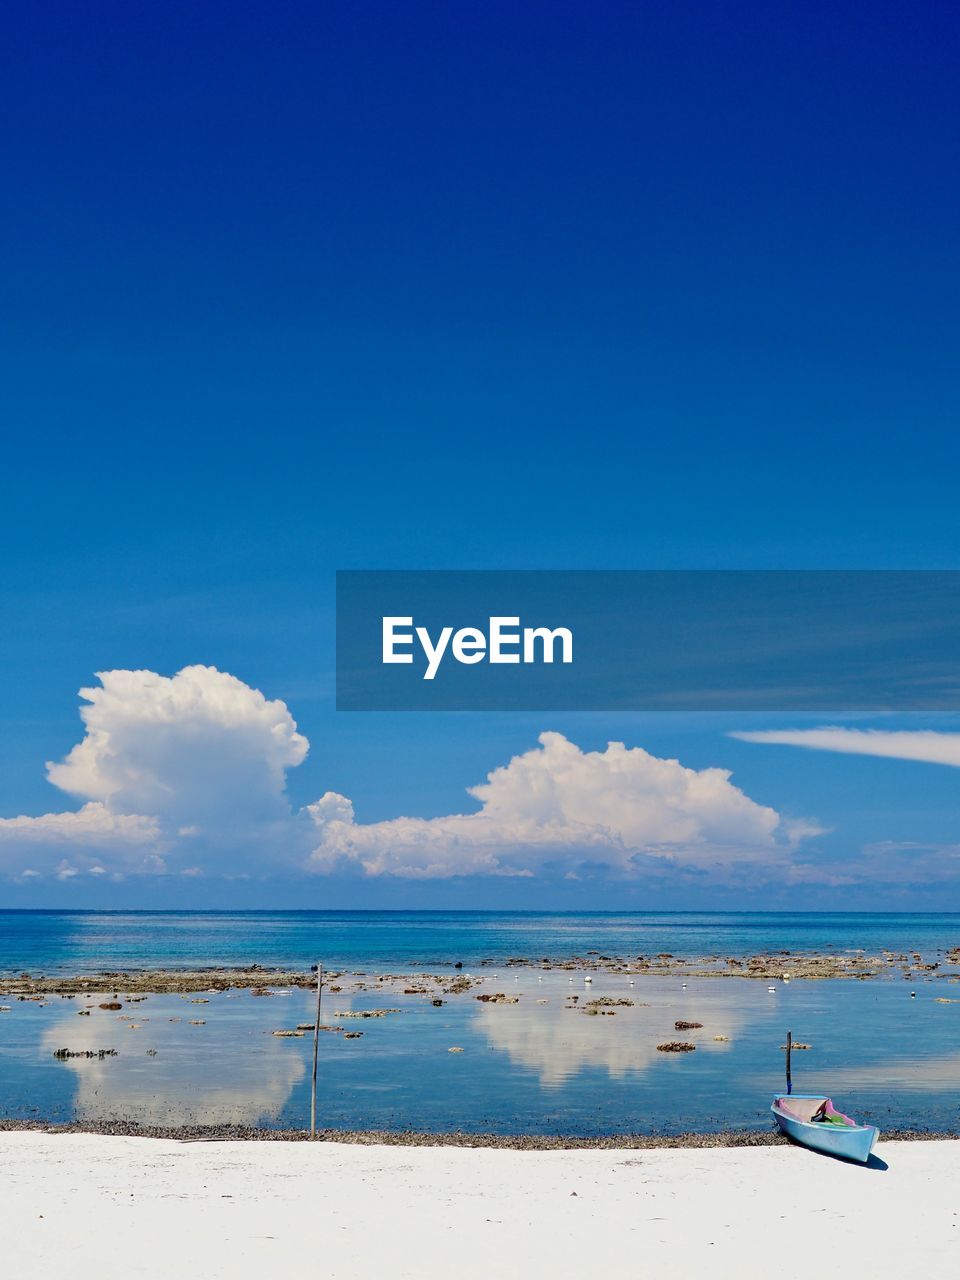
[730,726,960,768]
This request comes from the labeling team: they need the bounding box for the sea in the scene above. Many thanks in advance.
[1,911,958,1136]
[2,909,958,974]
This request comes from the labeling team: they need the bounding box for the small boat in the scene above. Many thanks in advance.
[771,1094,879,1163]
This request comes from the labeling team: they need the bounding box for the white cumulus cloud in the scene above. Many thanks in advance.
[731,727,960,768]
[0,803,163,881]
[0,666,310,880]
[0,671,821,887]
[47,665,308,826]
[0,802,159,845]
[306,730,798,879]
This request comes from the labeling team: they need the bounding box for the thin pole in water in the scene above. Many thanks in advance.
[785,1029,792,1096]
[311,963,323,1138]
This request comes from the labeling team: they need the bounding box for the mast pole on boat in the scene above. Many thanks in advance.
[785,1029,792,1096]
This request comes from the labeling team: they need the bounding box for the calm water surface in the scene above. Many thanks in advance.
[2,970,958,1135]
[2,910,959,973]
[2,913,958,1134]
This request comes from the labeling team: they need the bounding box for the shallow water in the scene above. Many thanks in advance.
[2,971,958,1135]
[2,909,959,973]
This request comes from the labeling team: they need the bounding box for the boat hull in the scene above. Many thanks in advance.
[772,1095,879,1164]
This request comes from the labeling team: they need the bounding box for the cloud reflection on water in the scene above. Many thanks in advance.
[818,1049,960,1093]
[42,999,305,1126]
[473,979,742,1087]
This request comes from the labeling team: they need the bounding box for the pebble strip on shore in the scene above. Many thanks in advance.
[0,1117,955,1148]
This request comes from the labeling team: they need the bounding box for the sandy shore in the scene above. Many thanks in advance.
[4,1132,957,1279]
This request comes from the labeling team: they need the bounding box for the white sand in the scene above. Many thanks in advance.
[4,1132,957,1279]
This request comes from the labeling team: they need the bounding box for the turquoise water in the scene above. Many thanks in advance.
[1,910,958,974]
[2,912,958,1134]
[2,971,959,1134]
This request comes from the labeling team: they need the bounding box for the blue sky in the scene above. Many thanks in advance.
[1,2,959,908]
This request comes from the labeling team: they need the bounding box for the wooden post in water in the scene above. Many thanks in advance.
[785,1029,793,1096]
[310,963,324,1138]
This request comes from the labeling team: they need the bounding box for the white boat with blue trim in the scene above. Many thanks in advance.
[771,1094,879,1164]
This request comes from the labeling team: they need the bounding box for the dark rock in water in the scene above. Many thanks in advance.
[657,1041,696,1053]
[431,998,444,1007]
[343,1031,363,1039]
[77,1010,91,1016]
[53,1048,118,1060]
[454,961,463,970]
[99,1002,122,1011]
[334,1009,400,1019]
[442,976,473,995]
[675,1020,703,1030]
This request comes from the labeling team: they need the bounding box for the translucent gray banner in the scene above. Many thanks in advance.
[336,570,960,711]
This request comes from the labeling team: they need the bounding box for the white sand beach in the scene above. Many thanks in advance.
[4,1132,957,1279]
